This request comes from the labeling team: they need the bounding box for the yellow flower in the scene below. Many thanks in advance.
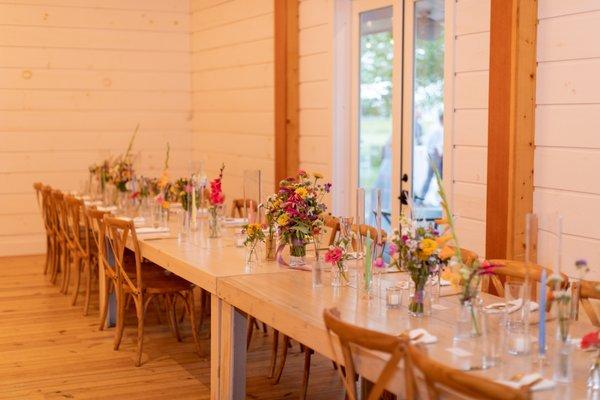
[313,172,323,179]
[419,238,438,257]
[295,187,308,199]
[277,214,289,226]
[162,201,170,210]
[158,171,169,188]
[247,223,261,235]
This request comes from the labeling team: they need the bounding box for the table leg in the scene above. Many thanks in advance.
[211,294,247,399]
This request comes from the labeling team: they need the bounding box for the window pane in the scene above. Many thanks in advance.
[358,6,393,230]
[411,0,444,220]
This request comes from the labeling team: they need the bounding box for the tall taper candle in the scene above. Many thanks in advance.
[539,269,547,356]
[556,215,563,277]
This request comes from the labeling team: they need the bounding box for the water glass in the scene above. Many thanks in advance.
[504,282,531,355]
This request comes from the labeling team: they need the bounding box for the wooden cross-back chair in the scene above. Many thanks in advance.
[40,185,57,276]
[103,216,201,366]
[351,224,387,257]
[51,190,72,293]
[323,307,415,400]
[484,259,569,312]
[65,196,95,314]
[407,344,533,400]
[574,279,600,327]
[230,198,258,218]
[87,208,114,329]
[321,214,340,247]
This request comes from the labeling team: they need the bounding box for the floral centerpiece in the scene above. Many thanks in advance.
[207,164,225,238]
[581,330,600,390]
[261,195,280,260]
[110,124,139,193]
[88,159,111,199]
[431,163,495,333]
[174,178,199,212]
[242,223,265,266]
[388,217,447,316]
[268,170,331,267]
[324,239,352,286]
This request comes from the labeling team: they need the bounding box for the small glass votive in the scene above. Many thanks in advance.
[386,286,403,308]
[234,231,245,247]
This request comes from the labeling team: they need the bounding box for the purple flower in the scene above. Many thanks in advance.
[388,243,397,256]
[324,183,332,192]
[401,235,409,243]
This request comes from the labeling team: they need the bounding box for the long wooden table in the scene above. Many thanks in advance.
[112,218,594,399]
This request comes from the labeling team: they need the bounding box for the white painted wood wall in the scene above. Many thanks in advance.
[448,0,490,257]
[0,0,192,256]
[190,0,275,202]
[535,0,600,279]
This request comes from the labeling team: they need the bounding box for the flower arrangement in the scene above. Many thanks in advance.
[242,223,265,265]
[324,238,352,286]
[388,216,447,315]
[110,124,139,192]
[174,177,199,212]
[207,164,225,238]
[89,159,111,192]
[267,170,331,263]
[154,143,172,210]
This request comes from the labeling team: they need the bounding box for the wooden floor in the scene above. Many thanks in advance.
[0,255,344,399]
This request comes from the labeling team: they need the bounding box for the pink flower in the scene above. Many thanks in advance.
[324,247,343,265]
[185,183,193,193]
[388,243,397,256]
[373,257,384,269]
[478,260,496,276]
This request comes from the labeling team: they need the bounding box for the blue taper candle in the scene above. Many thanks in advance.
[539,269,547,356]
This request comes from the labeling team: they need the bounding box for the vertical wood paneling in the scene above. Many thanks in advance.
[0,1,192,256]
[191,0,275,200]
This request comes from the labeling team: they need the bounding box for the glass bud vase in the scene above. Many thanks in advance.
[553,298,573,383]
[455,298,483,340]
[331,263,348,287]
[588,352,600,391]
[289,237,307,267]
[408,278,431,317]
[265,233,277,261]
[208,205,221,238]
[245,244,260,270]
[178,209,191,243]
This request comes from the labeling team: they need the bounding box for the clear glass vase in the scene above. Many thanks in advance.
[265,233,277,261]
[455,298,483,339]
[289,237,307,267]
[208,205,222,238]
[245,245,260,270]
[178,209,191,243]
[588,352,600,391]
[331,263,348,287]
[553,299,573,383]
[408,278,431,317]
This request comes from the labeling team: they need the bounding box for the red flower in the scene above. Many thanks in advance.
[581,331,600,350]
[478,260,496,276]
[324,247,343,265]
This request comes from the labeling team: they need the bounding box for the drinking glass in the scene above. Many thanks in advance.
[504,282,531,355]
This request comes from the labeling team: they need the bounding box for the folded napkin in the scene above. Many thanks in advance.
[409,328,438,344]
[136,226,170,234]
[97,205,117,212]
[497,373,555,392]
[439,278,451,287]
[84,200,103,207]
[118,216,146,227]
[222,218,247,227]
[484,299,539,314]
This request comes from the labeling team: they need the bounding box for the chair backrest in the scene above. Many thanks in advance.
[407,344,532,400]
[230,198,258,218]
[33,182,43,209]
[52,190,70,242]
[103,216,143,294]
[87,208,112,279]
[66,196,89,255]
[321,214,340,247]
[40,185,54,234]
[484,259,569,311]
[322,308,415,400]
[351,224,387,256]
[576,279,600,326]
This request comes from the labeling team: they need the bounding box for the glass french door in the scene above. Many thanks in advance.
[350,0,445,229]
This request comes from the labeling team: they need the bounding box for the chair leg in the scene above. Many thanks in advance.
[171,294,182,342]
[114,288,126,351]
[274,335,290,384]
[83,257,92,316]
[197,289,206,331]
[269,329,279,378]
[186,290,202,355]
[261,322,268,334]
[43,236,51,275]
[62,248,71,295]
[71,255,82,306]
[246,316,256,350]
[99,280,111,331]
[135,295,145,367]
[300,349,314,400]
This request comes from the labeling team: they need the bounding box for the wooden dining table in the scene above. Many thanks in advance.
[103,211,595,399]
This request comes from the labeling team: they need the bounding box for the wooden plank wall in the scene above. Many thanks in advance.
[450,0,491,257]
[534,1,600,278]
[298,0,333,183]
[0,0,192,256]
[190,0,275,201]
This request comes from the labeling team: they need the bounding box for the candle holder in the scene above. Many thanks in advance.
[386,286,403,308]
